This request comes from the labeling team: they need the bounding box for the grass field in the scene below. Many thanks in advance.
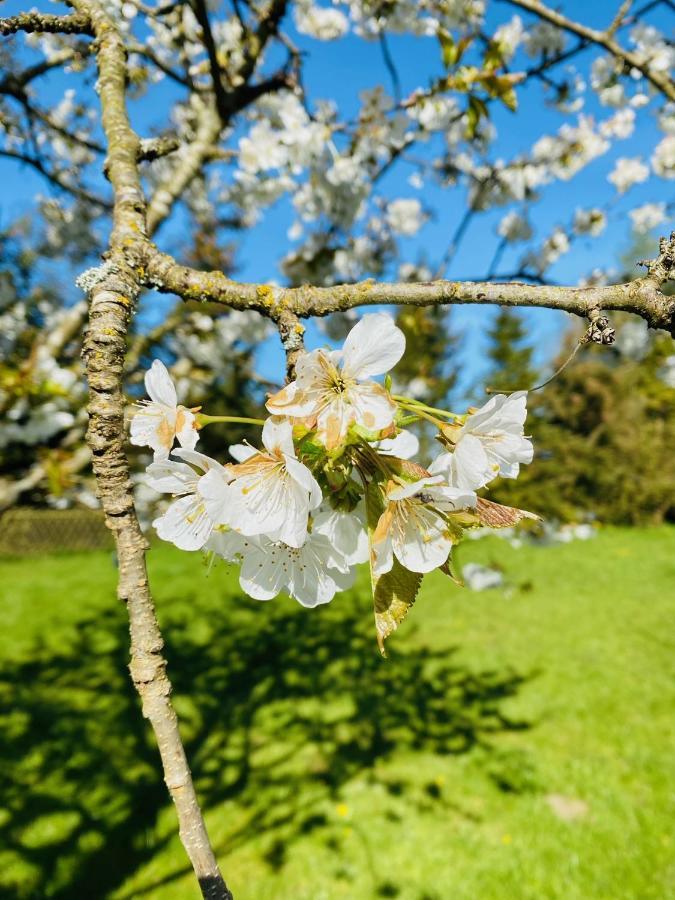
[1,526,674,900]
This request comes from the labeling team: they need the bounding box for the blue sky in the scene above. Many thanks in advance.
[1,0,673,396]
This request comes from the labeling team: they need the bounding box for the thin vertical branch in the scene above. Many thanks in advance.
[274,307,306,380]
[67,1,233,896]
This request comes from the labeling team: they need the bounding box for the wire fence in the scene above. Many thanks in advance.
[0,507,114,556]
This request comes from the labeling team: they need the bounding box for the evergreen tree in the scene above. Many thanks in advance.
[394,306,460,456]
[394,306,459,406]
[485,308,537,392]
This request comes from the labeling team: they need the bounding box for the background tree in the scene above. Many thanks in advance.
[489,230,675,524]
[485,308,537,393]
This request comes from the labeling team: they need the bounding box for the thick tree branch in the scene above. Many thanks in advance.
[146,96,221,235]
[0,12,93,35]
[506,0,675,102]
[143,233,675,335]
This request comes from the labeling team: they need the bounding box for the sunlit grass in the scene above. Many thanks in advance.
[1,526,673,899]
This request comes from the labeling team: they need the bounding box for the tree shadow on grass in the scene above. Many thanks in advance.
[0,583,533,899]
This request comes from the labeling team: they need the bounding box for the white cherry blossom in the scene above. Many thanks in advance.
[295,3,349,41]
[372,477,477,576]
[652,135,675,179]
[130,360,198,460]
[375,429,420,459]
[147,449,230,551]
[573,208,607,237]
[607,156,649,193]
[498,211,533,243]
[386,198,424,236]
[430,392,533,490]
[235,532,354,607]
[313,503,369,566]
[199,416,321,548]
[266,313,405,450]
[629,202,667,233]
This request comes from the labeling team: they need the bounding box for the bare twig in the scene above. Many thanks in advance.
[138,134,181,161]
[607,0,634,37]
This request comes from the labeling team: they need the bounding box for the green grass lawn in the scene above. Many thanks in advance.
[1,526,674,900]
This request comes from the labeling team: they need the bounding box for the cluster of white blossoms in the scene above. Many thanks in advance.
[133,314,534,628]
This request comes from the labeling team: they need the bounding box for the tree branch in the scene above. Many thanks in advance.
[65,1,233,897]
[143,233,675,335]
[0,12,93,35]
[0,148,110,209]
[506,0,675,101]
[606,0,633,37]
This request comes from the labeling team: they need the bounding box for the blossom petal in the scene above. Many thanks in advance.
[229,443,256,462]
[315,396,354,449]
[206,529,248,561]
[377,430,419,459]
[341,313,406,380]
[348,382,397,433]
[225,466,288,538]
[284,455,322,509]
[467,391,528,435]
[240,542,286,601]
[266,354,327,417]
[129,406,175,457]
[174,447,230,477]
[313,505,368,566]
[387,475,444,502]
[265,477,311,547]
[486,433,534,479]
[198,468,234,526]
[146,459,199,494]
[266,379,312,417]
[175,407,199,451]
[371,529,394,577]
[394,506,451,573]
[429,484,477,510]
[436,435,493,491]
[153,494,211,551]
[145,359,177,407]
[290,564,337,607]
[262,416,296,457]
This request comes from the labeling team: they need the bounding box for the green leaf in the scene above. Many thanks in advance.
[364,477,424,655]
[438,29,458,68]
[483,41,504,73]
[465,94,488,138]
[373,560,423,655]
[439,547,464,586]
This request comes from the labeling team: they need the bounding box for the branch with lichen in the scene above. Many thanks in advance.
[142,234,675,335]
[0,12,93,35]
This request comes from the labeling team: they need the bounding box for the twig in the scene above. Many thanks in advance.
[505,0,675,101]
[68,0,234,896]
[0,12,93,35]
